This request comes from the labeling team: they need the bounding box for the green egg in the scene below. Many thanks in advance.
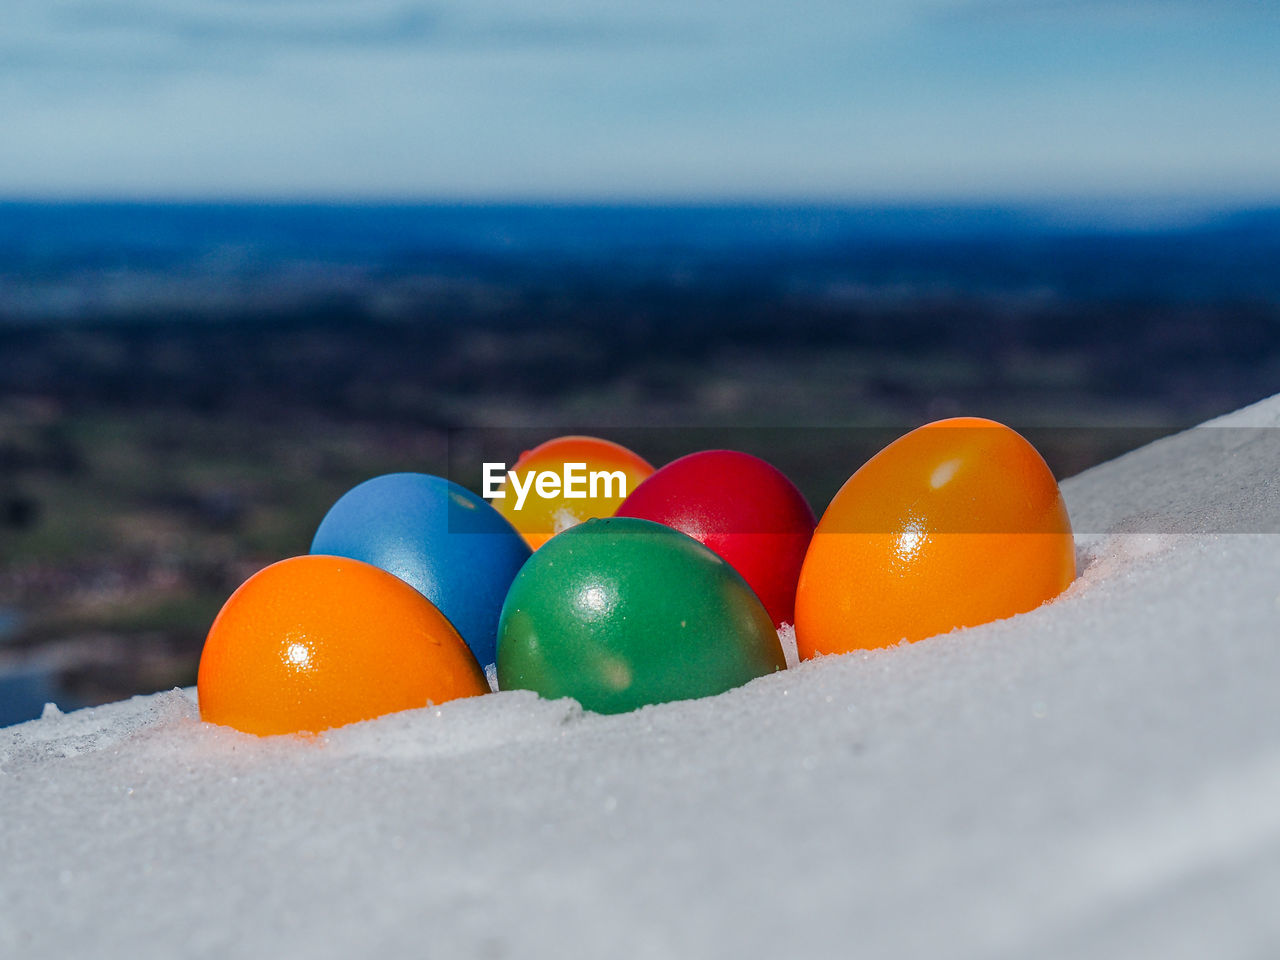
[496,517,786,714]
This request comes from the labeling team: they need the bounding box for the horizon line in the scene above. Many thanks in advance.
[2,191,1279,209]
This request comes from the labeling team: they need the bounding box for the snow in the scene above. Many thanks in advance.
[3,396,1279,959]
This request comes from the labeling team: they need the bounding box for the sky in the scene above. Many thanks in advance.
[2,0,1279,201]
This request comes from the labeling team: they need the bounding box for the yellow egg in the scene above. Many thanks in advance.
[492,435,654,550]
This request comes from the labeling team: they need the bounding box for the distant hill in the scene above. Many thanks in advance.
[2,202,1279,325]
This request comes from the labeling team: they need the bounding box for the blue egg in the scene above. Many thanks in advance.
[310,473,530,667]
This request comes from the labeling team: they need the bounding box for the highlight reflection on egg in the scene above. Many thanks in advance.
[795,417,1075,657]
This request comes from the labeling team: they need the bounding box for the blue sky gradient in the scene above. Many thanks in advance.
[3,0,1278,200]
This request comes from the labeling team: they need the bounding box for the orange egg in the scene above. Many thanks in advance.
[795,417,1074,657]
[493,435,654,550]
[197,555,488,736]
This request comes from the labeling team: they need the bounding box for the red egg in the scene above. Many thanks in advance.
[616,450,816,627]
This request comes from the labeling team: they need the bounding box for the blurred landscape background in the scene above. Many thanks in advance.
[2,1,1278,722]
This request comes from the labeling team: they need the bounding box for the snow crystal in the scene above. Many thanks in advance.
[2,394,1279,959]
[776,621,799,669]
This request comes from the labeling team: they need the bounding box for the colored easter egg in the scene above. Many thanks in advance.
[497,517,786,714]
[795,417,1075,656]
[198,555,488,736]
[491,436,654,550]
[310,473,530,667]
[616,450,816,627]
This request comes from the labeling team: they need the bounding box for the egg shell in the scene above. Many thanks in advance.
[310,472,530,667]
[198,554,488,736]
[496,517,786,715]
[492,435,654,550]
[615,449,816,627]
[795,417,1075,656]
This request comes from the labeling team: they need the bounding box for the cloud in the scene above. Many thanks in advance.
[3,0,1277,199]
[945,0,1280,25]
[0,0,710,78]
[59,2,446,49]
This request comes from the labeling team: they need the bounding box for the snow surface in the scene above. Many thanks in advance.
[3,396,1279,960]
